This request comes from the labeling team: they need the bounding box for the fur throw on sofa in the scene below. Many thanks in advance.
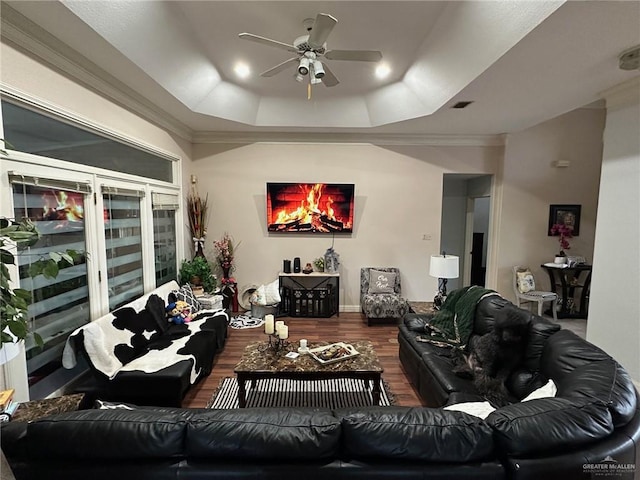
[417,286,499,349]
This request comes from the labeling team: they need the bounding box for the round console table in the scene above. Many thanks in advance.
[541,264,592,319]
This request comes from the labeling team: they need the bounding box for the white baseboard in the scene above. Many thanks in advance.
[340,305,362,313]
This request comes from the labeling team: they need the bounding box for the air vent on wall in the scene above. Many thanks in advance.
[451,101,474,109]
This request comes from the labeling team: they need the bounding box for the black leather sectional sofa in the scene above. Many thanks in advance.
[3,291,638,479]
[399,292,640,479]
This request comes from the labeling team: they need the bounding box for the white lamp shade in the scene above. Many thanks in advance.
[429,255,459,279]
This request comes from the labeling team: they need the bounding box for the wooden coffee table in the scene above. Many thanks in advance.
[234,340,383,408]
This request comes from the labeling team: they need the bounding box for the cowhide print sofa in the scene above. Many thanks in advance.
[62,281,228,407]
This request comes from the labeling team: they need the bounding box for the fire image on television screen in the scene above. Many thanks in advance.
[267,183,354,233]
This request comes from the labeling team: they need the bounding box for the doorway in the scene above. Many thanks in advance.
[440,175,492,290]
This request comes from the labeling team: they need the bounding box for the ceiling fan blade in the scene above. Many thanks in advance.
[261,58,299,77]
[239,33,298,53]
[308,13,337,49]
[321,62,339,87]
[325,50,382,62]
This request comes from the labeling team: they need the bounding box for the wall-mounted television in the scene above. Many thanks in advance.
[267,182,355,233]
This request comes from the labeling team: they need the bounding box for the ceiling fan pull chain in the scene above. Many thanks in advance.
[308,82,312,100]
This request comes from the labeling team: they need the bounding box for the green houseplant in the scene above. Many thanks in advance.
[178,256,216,293]
[0,218,81,347]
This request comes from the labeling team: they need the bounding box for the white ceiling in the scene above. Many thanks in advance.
[4,1,640,137]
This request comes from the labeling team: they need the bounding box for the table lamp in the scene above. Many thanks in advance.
[429,253,459,310]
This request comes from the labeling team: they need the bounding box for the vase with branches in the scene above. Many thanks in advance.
[187,188,209,259]
[213,232,240,281]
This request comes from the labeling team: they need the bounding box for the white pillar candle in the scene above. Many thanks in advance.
[264,315,274,335]
[278,325,289,340]
[300,339,308,349]
[275,321,284,336]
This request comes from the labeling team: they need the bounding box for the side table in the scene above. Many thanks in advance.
[10,393,86,422]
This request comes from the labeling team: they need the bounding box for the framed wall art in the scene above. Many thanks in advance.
[548,204,581,236]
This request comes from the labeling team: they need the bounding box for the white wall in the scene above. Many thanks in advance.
[496,107,605,300]
[191,143,502,310]
[588,79,640,382]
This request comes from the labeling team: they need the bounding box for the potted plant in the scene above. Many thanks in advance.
[1,218,82,349]
[550,223,573,263]
[178,256,216,293]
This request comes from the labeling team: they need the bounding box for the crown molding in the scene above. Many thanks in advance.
[1,3,507,149]
[191,131,506,146]
[600,77,640,111]
[0,4,193,142]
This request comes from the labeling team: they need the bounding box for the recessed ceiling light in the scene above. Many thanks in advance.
[375,63,391,79]
[234,62,250,79]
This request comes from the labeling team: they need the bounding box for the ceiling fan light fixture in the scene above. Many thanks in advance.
[313,60,325,78]
[298,57,310,75]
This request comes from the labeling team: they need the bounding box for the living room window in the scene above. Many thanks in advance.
[152,192,179,288]
[9,174,91,399]
[102,186,145,310]
[1,101,174,183]
[1,97,183,399]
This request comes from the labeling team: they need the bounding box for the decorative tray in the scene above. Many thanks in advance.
[308,342,359,364]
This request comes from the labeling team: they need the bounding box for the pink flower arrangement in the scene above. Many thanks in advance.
[550,223,573,255]
[213,232,240,276]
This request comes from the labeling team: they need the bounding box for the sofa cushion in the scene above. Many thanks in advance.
[541,329,637,426]
[338,407,495,462]
[506,369,548,400]
[421,353,479,396]
[524,317,561,372]
[170,284,202,313]
[486,397,614,456]
[184,409,341,460]
[474,295,511,335]
[556,360,638,427]
[541,329,612,380]
[506,316,561,399]
[26,409,187,459]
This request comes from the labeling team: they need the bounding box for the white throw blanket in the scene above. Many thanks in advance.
[62,281,227,383]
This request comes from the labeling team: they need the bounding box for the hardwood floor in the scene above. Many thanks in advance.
[182,312,426,408]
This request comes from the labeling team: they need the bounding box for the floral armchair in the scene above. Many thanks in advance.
[360,267,410,326]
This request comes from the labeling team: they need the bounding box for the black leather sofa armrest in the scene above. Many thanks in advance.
[403,313,434,332]
[487,397,614,456]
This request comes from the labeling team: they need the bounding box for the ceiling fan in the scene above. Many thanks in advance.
[238,13,382,88]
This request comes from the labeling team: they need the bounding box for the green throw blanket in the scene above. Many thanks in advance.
[417,286,499,349]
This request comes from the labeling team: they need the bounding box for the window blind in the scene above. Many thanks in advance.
[152,192,180,210]
[9,171,92,193]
